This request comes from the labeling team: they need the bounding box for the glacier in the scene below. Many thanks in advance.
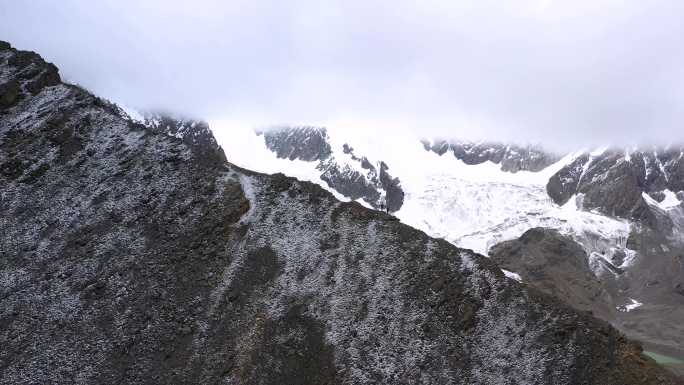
[213,123,637,259]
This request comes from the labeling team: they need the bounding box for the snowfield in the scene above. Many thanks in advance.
[212,123,636,259]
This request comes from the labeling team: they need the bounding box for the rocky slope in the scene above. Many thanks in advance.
[489,218,684,376]
[490,228,618,321]
[1,41,681,384]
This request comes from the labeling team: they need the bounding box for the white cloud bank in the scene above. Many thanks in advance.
[1,0,683,149]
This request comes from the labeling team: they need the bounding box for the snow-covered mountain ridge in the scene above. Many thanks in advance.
[421,138,561,173]
[215,126,667,256]
[119,104,684,374]
[213,124,684,370]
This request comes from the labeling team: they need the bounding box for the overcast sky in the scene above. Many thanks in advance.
[1,0,683,149]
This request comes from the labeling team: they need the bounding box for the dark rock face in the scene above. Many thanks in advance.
[489,228,617,320]
[260,126,405,212]
[378,161,404,212]
[546,153,591,206]
[0,41,681,385]
[422,139,561,173]
[0,44,60,109]
[547,148,684,226]
[258,125,332,161]
[318,146,405,212]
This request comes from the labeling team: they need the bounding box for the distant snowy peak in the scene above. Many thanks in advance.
[421,138,562,173]
[258,126,405,211]
[547,147,684,226]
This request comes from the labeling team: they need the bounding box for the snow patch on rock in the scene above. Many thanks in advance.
[502,269,522,282]
[617,298,643,312]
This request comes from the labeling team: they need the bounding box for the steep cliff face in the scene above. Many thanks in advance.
[1,41,681,385]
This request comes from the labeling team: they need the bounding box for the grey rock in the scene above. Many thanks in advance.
[421,139,561,173]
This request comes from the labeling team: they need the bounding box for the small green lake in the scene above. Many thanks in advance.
[643,351,684,365]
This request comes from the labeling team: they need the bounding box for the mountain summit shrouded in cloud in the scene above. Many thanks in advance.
[1,0,683,149]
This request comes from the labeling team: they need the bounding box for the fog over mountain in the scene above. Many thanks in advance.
[2,0,684,150]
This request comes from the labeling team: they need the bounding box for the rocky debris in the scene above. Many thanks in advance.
[260,126,405,212]
[547,148,684,227]
[0,40,681,385]
[421,139,561,173]
[489,228,618,320]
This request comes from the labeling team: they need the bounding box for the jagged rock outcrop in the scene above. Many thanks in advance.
[489,228,618,320]
[0,42,60,109]
[318,144,404,212]
[421,139,561,173]
[547,148,684,227]
[1,41,681,385]
[259,126,405,212]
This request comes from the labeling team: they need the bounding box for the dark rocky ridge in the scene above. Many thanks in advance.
[547,148,684,227]
[0,41,681,384]
[490,228,618,321]
[421,139,561,173]
[259,126,405,212]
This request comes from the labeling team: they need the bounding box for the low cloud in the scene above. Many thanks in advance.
[2,0,683,150]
